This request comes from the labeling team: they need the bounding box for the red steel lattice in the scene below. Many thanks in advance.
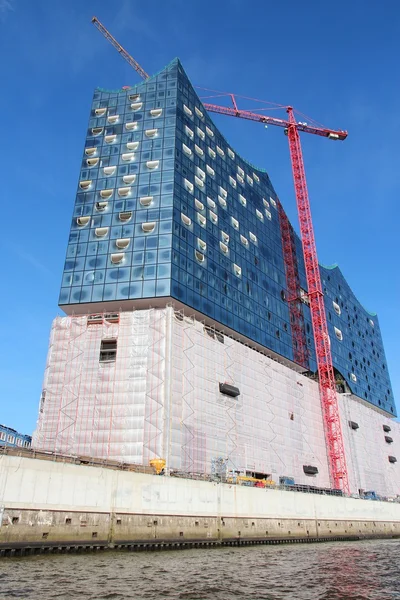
[286,107,349,493]
[277,201,309,370]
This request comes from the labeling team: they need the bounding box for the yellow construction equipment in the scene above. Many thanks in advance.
[150,458,166,475]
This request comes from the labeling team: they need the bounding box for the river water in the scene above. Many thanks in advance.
[0,539,399,600]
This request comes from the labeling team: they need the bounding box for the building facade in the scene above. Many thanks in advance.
[33,58,397,495]
[0,425,31,449]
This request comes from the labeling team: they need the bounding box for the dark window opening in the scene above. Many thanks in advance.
[99,339,117,362]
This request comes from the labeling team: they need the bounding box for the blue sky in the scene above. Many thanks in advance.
[0,0,399,433]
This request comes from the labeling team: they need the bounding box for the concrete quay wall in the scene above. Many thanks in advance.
[1,455,400,553]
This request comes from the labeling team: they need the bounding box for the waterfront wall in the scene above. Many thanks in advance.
[1,455,400,551]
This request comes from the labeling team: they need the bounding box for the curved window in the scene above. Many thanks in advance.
[183,104,192,116]
[197,127,205,140]
[195,107,204,119]
[198,214,206,227]
[95,201,108,212]
[195,250,205,263]
[265,210,272,220]
[194,176,204,188]
[263,198,270,208]
[122,152,134,162]
[333,301,341,316]
[100,189,113,199]
[111,253,124,264]
[220,242,229,254]
[270,197,277,208]
[118,187,131,197]
[216,146,224,157]
[85,147,96,156]
[125,121,138,131]
[207,197,216,209]
[107,115,119,124]
[95,108,106,117]
[79,180,92,190]
[206,165,215,177]
[123,174,136,184]
[150,108,162,117]
[219,186,228,199]
[184,179,194,193]
[128,94,140,102]
[334,327,343,341]
[218,196,227,208]
[105,134,117,144]
[142,222,156,233]
[86,158,99,167]
[233,264,242,277]
[237,166,245,178]
[181,213,192,226]
[206,126,214,137]
[198,239,207,251]
[131,102,143,111]
[237,175,244,185]
[256,209,264,221]
[221,231,229,243]
[350,373,357,383]
[119,211,132,222]
[77,216,90,227]
[247,175,253,186]
[182,143,192,156]
[195,199,204,211]
[249,232,257,244]
[126,141,139,151]
[103,166,116,176]
[229,176,237,188]
[140,196,153,207]
[253,173,260,183]
[146,160,160,170]
[209,211,218,224]
[196,167,205,181]
[91,127,103,136]
[145,128,158,138]
[95,227,109,237]
[238,194,246,207]
[208,148,216,159]
[195,144,204,156]
[185,126,194,139]
[231,217,239,230]
[227,148,235,160]
[240,235,249,247]
[116,238,130,249]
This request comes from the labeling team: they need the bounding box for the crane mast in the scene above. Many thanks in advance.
[286,108,348,491]
[91,16,350,494]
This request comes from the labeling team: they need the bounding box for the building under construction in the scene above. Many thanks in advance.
[33,54,398,498]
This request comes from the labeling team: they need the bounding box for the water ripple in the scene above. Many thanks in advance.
[0,539,399,600]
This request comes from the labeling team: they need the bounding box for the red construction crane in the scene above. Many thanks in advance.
[91,16,350,494]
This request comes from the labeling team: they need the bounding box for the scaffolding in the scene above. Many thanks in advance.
[33,307,398,496]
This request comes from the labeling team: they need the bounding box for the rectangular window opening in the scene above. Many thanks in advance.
[99,339,117,363]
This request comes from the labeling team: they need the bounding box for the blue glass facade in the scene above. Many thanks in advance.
[59,58,395,417]
[0,424,31,448]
